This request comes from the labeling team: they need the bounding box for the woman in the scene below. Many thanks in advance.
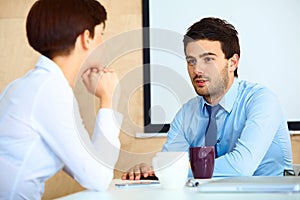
[0,0,122,199]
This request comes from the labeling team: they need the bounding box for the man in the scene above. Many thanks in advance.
[122,17,292,180]
[0,0,122,199]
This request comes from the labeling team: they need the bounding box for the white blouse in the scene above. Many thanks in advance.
[0,56,123,200]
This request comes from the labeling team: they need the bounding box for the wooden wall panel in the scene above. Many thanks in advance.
[0,0,34,18]
[291,134,300,164]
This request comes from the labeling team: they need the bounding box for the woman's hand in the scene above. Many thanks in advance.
[82,67,119,108]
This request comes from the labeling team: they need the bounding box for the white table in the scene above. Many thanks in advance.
[56,178,300,200]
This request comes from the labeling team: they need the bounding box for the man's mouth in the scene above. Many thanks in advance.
[194,77,208,87]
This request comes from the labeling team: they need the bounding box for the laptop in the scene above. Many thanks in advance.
[197,176,300,193]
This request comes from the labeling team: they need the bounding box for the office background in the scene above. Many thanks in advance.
[145,0,300,131]
[0,0,299,199]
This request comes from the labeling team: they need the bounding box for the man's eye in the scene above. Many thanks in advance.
[187,58,196,66]
[203,57,213,63]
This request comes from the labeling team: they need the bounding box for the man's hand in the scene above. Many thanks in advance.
[121,163,157,180]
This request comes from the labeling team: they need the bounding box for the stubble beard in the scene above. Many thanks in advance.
[193,64,229,102]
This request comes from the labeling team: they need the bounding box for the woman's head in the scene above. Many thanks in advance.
[26,0,107,59]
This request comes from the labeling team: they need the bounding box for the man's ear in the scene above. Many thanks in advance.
[229,54,239,72]
[80,29,92,50]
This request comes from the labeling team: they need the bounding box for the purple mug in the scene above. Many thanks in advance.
[189,146,215,179]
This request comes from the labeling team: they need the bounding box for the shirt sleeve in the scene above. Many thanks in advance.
[32,76,122,191]
[161,108,190,152]
[213,88,286,176]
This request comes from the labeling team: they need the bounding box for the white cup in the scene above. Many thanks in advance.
[152,151,189,189]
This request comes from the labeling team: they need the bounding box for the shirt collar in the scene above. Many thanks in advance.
[200,78,239,113]
[219,78,238,113]
[35,55,65,78]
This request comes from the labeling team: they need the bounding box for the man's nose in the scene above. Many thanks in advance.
[193,63,204,75]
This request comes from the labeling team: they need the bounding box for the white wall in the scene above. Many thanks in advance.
[148,0,300,124]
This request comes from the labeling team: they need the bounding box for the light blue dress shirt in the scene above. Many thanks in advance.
[162,79,293,177]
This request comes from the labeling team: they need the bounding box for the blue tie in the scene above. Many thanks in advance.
[205,104,221,157]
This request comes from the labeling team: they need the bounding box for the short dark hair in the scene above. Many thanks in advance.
[26,0,107,59]
[183,17,240,77]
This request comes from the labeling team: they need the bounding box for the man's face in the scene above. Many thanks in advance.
[185,39,234,104]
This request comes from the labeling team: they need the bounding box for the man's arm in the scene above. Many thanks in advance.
[214,88,288,176]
